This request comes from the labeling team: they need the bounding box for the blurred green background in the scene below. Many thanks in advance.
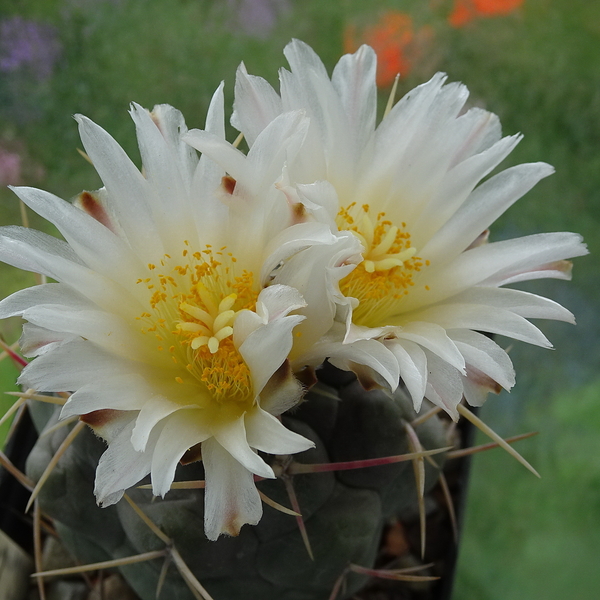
[0,0,598,598]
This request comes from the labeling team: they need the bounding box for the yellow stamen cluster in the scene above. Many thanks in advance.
[136,243,257,404]
[337,203,430,327]
[194,338,253,403]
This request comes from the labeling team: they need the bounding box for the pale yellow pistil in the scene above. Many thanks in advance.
[353,214,418,273]
[337,203,429,327]
[178,293,237,353]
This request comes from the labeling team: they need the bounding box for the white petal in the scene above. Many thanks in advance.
[18,339,136,392]
[284,40,331,86]
[269,232,361,359]
[232,309,265,349]
[149,103,198,184]
[94,415,159,507]
[190,82,229,242]
[75,115,164,259]
[367,73,450,194]
[408,303,553,348]
[150,410,211,497]
[424,352,464,419]
[131,395,195,452]
[184,128,251,190]
[295,180,340,228]
[395,321,466,373]
[300,336,400,391]
[0,226,142,315]
[19,323,79,357]
[387,339,428,410]
[420,162,554,261]
[260,221,354,284]
[9,186,143,283]
[448,329,515,390]
[449,107,502,164]
[490,261,575,286]
[231,62,282,146]
[449,287,576,323]
[462,375,494,408]
[0,283,95,319]
[202,437,262,540]
[403,232,587,312]
[238,311,304,396]
[21,305,150,362]
[212,417,274,479]
[258,360,305,416]
[331,44,377,164]
[60,373,151,419]
[245,110,309,197]
[0,224,83,268]
[282,41,357,190]
[255,283,306,323]
[410,134,523,246]
[129,103,196,244]
[245,407,314,454]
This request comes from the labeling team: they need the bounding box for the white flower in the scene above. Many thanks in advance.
[0,89,345,539]
[229,40,588,418]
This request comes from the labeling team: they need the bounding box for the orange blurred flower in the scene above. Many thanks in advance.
[344,11,433,87]
[449,0,524,27]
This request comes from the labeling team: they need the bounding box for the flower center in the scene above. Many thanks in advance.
[136,242,257,406]
[336,203,429,327]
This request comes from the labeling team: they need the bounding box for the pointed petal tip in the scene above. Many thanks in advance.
[128,101,145,115]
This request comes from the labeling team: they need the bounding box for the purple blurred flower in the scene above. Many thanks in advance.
[0,146,21,186]
[0,16,61,82]
[226,0,292,38]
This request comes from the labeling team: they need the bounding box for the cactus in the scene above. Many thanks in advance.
[24,365,452,600]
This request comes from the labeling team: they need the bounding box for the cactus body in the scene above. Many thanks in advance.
[26,369,449,600]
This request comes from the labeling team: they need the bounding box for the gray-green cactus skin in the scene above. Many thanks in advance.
[26,368,449,600]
